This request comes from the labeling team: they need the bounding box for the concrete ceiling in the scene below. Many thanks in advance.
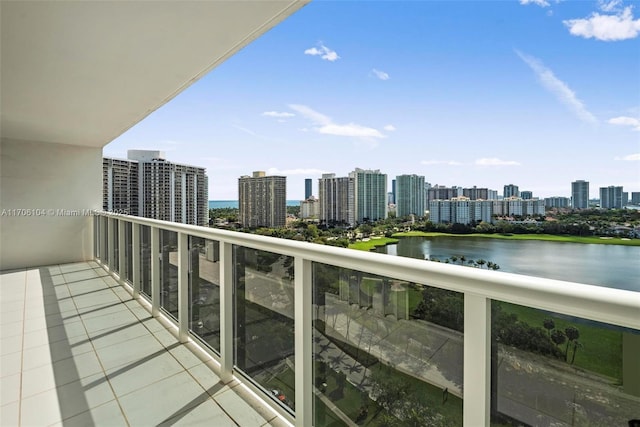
[0,0,308,148]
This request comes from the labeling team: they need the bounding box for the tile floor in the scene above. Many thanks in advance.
[0,261,290,426]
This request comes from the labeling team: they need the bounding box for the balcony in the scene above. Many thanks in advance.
[5,212,638,426]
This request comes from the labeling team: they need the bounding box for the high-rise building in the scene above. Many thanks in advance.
[503,184,520,198]
[599,186,624,209]
[391,179,397,204]
[103,150,208,226]
[631,192,640,205]
[396,174,425,217]
[350,168,387,223]
[427,185,462,202]
[572,180,589,209]
[238,171,286,228]
[463,186,495,200]
[521,191,533,200]
[304,178,312,199]
[318,173,354,226]
[545,197,570,209]
[300,196,320,219]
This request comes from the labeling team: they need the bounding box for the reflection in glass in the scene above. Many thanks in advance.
[140,225,151,298]
[234,246,295,412]
[312,263,464,426]
[160,229,178,319]
[189,236,221,353]
[490,301,639,426]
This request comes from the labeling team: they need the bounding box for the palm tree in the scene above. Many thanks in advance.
[450,255,458,264]
[551,329,566,348]
[476,259,486,269]
[459,255,466,265]
[565,326,580,362]
[543,318,555,338]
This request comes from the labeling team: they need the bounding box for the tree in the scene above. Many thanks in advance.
[565,326,580,362]
[543,318,555,338]
[476,259,486,268]
[551,329,566,347]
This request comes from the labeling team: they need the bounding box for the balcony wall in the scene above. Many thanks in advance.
[0,138,100,270]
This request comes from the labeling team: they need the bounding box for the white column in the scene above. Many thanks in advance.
[294,257,312,427]
[219,242,234,383]
[463,293,491,426]
[151,227,160,317]
[178,232,189,343]
[107,217,115,271]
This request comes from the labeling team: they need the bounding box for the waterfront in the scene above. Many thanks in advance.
[377,236,640,292]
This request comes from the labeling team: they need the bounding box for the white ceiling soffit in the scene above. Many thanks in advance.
[0,0,309,148]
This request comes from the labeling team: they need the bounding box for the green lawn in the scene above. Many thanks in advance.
[391,231,640,246]
[349,237,399,251]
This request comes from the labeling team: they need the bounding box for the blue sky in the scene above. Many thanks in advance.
[104,0,640,200]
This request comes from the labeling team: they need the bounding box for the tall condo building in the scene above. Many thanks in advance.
[571,180,590,209]
[103,150,208,226]
[304,178,312,199]
[350,168,388,223]
[503,184,520,198]
[520,191,533,200]
[391,179,397,204]
[396,174,426,217]
[318,173,354,226]
[238,171,286,228]
[427,185,462,202]
[462,186,495,200]
[599,186,624,209]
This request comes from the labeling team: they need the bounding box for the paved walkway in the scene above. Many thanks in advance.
[0,261,290,427]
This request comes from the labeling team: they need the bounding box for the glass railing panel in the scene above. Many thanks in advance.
[112,219,119,274]
[160,229,178,319]
[490,301,639,426]
[188,236,221,354]
[312,263,464,426]
[140,225,151,299]
[234,246,295,413]
[124,221,132,283]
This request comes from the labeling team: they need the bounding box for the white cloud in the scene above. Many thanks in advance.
[371,69,390,80]
[267,167,329,175]
[288,104,386,140]
[563,6,640,41]
[520,0,550,7]
[262,111,295,118]
[614,153,640,161]
[599,0,623,12]
[475,158,521,166]
[515,50,598,124]
[304,43,340,61]
[421,160,463,166]
[383,124,396,131]
[608,116,640,131]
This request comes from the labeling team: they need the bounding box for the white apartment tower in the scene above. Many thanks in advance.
[396,174,426,218]
[350,168,387,223]
[318,173,354,226]
[238,171,286,228]
[103,150,208,226]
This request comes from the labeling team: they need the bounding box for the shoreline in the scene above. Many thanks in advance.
[390,231,640,246]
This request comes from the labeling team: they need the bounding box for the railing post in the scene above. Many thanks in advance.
[464,293,491,426]
[294,257,312,427]
[219,242,234,383]
[100,216,107,265]
[132,223,140,298]
[118,219,125,285]
[151,226,160,317]
[178,232,189,343]
[107,217,115,271]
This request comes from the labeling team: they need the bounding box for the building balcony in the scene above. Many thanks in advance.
[3,212,638,426]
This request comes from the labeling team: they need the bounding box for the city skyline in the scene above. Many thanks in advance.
[103,1,640,200]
